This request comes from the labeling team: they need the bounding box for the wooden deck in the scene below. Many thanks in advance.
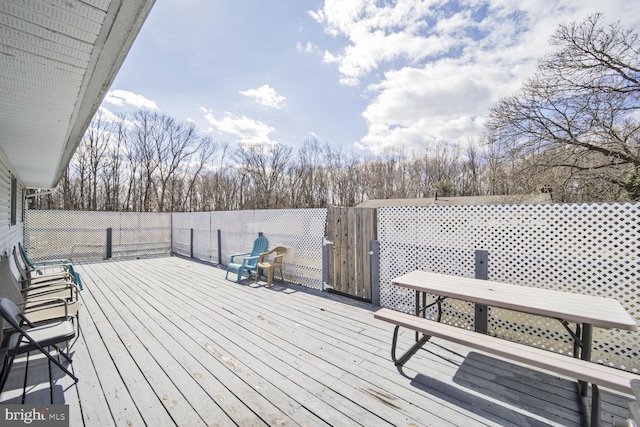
[0,255,633,426]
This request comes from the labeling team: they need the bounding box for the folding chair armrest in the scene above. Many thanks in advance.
[32,259,71,266]
[21,280,75,292]
[30,263,71,271]
[19,297,67,307]
[20,275,73,288]
[19,298,69,318]
[23,272,72,284]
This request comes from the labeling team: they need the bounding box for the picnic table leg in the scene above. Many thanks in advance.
[415,291,420,342]
[414,291,427,341]
[578,323,600,427]
[581,324,593,396]
[391,325,431,367]
[574,323,582,358]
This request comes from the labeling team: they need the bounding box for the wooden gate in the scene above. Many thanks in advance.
[325,207,377,301]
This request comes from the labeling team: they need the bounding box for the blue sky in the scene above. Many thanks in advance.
[104,0,640,155]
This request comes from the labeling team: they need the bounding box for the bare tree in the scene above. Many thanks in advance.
[235,143,293,209]
[456,142,484,196]
[486,14,640,201]
[44,106,499,211]
[290,138,331,208]
[100,113,127,211]
[127,110,163,211]
[178,137,219,212]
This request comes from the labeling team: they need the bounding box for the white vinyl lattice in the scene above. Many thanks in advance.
[378,203,640,372]
[24,210,171,261]
[172,209,327,289]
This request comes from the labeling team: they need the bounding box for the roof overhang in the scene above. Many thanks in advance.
[0,0,155,188]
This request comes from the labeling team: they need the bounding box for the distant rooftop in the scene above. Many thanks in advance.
[355,193,553,208]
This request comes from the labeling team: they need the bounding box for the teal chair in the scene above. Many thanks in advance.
[225,234,268,283]
[19,242,83,290]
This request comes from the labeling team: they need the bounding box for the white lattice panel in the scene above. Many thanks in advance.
[379,203,640,372]
[173,209,327,289]
[25,211,171,260]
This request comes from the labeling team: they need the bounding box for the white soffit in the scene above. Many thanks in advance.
[0,0,154,188]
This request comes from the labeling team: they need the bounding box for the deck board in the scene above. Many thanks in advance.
[1,255,633,426]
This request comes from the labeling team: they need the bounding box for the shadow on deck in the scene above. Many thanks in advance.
[0,255,632,426]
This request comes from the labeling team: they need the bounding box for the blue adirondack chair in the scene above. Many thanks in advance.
[225,234,268,283]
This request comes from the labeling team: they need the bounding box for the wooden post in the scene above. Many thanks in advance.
[474,250,489,334]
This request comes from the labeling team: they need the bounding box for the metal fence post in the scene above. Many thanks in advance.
[106,228,112,259]
[190,228,194,258]
[474,250,489,334]
[322,237,333,292]
[217,229,222,265]
[370,239,380,306]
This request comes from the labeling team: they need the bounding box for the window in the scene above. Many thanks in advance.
[10,175,17,226]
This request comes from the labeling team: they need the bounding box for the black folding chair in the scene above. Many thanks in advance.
[0,298,78,395]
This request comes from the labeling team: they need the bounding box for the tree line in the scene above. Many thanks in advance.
[30,14,640,212]
[32,116,514,212]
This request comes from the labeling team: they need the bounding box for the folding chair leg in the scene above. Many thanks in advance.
[45,348,78,384]
[70,313,81,347]
[22,335,78,384]
[0,349,19,393]
[51,343,72,363]
[49,350,54,402]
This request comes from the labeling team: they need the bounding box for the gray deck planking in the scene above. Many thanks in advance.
[144,259,559,425]
[101,261,386,426]
[0,255,633,426]
[133,260,467,425]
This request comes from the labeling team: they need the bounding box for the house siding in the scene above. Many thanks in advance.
[0,150,23,257]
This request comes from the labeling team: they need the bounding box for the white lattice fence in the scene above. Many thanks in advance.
[172,209,327,289]
[172,212,213,260]
[379,203,640,372]
[24,210,171,261]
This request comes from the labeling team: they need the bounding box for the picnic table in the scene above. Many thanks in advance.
[390,270,637,363]
[375,270,639,426]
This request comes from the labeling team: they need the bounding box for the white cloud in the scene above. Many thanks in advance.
[358,61,504,153]
[296,41,318,53]
[201,108,277,145]
[312,0,447,84]
[240,84,286,109]
[307,9,325,24]
[96,106,121,123]
[311,0,640,153]
[104,90,158,109]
